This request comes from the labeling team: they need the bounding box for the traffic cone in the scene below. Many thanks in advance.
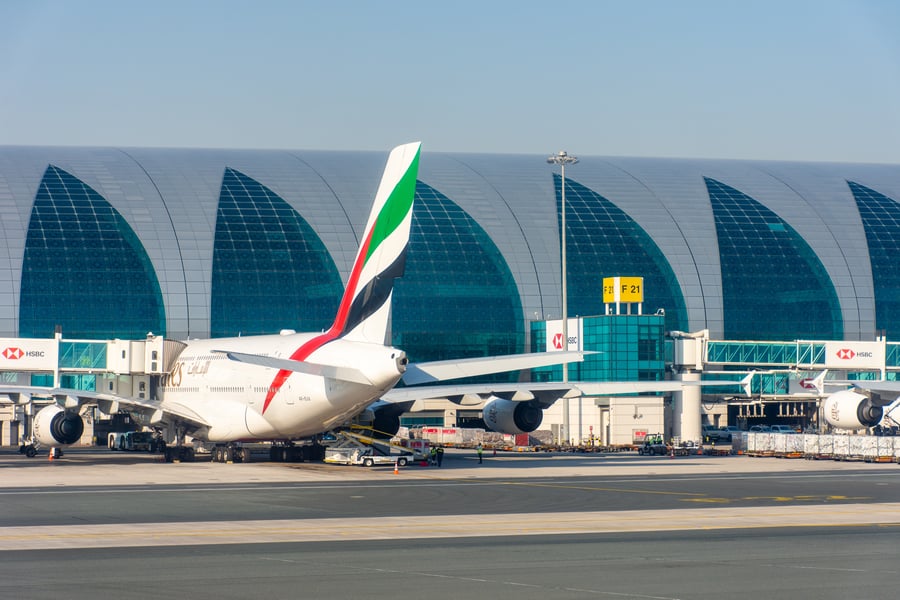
[393,461,399,475]
[48,450,53,462]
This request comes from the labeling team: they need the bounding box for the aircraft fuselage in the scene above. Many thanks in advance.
[159,333,406,442]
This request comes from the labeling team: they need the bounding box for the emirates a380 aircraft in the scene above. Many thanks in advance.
[9,142,589,462]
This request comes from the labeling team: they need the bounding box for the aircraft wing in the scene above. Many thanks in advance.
[401,351,590,385]
[846,381,900,405]
[213,349,590,387]
[847,380,900,393]
[0,385,210,428]
[383,379,710,409]
[815,369,900,405]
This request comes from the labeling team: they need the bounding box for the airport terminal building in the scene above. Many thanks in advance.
[1,146,900,444]
[2,147,900,351]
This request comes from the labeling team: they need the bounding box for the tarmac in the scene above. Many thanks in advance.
[3,445,899,488]
[2,447,900,600]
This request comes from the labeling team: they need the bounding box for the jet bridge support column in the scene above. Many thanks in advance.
[674,370,701,443]
[670,330,708,444]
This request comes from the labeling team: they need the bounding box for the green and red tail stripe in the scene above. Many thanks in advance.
[262,142,421,413]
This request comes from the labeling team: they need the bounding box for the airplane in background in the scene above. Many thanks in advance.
[1,141,725,462]
[814,371,900,431]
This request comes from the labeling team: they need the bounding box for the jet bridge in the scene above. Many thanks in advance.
[671,331,900,438]
[0,333,186,446]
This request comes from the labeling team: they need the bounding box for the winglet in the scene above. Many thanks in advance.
[741,372,754,397]
[812,369,828,395]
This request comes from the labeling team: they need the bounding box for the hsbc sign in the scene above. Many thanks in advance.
[544,318,582,352]
[2,348,23,360]
[835,348,855,360]
[2,347,45,359]
[0,339,58,369]
[825,342,884,369]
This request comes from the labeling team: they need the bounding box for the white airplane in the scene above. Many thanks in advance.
[814,371,900,431]
[3,141,731,461]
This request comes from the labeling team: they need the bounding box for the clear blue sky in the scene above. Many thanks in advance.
[2,0,899,162]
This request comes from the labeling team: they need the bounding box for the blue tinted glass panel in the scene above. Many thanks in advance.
[59,342,108,369]
[554,174,687,331]
[531,315,666,383]
[706,177,841,340]
[849,181,900,339]
[20,166,165,339]
[392,182,524,380]
[211,168,342,337]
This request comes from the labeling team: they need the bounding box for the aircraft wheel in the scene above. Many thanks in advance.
[25,445,37,458]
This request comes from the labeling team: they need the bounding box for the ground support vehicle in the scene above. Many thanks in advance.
[326,447,411,467]
[109,431,159,452]
[637,440,670,456]
[324,430,423,467]
[701,425,733,444]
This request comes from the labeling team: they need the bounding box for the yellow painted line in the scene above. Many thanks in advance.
[2,503,899,551]
[497,480,710,498]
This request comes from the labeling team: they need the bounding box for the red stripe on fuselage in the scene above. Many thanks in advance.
[261,226,375,414]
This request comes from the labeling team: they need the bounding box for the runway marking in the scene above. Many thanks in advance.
[682,494,872,504]
[1,502,899,551]
[488,479,709,498]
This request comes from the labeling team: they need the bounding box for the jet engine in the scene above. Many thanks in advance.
[355,402,406,439]
[33,404,85,446]
[371,406,402,438]
[482,397,543,434]
[822,390,884,430]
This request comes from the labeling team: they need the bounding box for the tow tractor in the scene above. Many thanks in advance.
[324,428,424,467]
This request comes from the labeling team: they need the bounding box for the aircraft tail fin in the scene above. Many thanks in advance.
[329,142,421,344]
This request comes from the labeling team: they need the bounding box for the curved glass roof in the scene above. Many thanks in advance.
[850,181,900,339]
[706,177,842,340]
[557,174,688,331]
[393,181,524,375]
[20,165,165,339]
[2,146,898,344]
[211,168,342,337]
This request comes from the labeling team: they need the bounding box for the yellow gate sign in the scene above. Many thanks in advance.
[603,276,643,303]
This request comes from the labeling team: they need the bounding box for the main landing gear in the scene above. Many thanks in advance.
[163,426,195,462]
[267,442,325,463]
[210,444,253,463]
[164,446,196,462]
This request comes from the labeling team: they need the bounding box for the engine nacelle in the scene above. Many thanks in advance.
[823,390,884,430]
[355,404,403,439]
[372,409,401,439]
[33,405,85,446]
[482,398,543,434]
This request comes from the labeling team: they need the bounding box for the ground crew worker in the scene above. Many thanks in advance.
[436,445,444,467]
[476,443,483,464]
[429,446,437,466]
